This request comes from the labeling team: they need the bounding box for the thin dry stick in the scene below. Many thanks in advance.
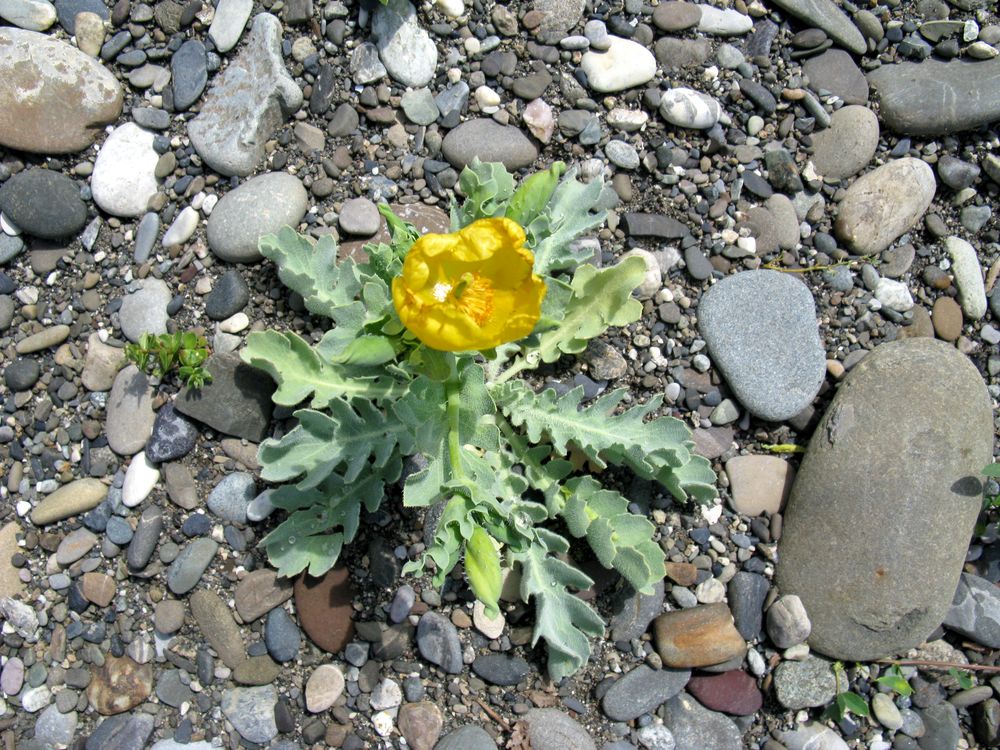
[878,659,1000,673]
[476,698,512,732]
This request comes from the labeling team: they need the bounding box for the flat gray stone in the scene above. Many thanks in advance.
[833,157,936,255]
[868,56,1000,136]
[105,365,156,456]
[174,352,275,442]
[802,49,869,104]
[207,172,307,263]
[601,664,691,721]
[220,685,278,744]
[91,123,160,218]
[810,105,879,180]
[0,27,122,153]
[166,537,219,595]
[776,338,994,661]
[0,168,86,239]
[773,656,837,709]
[0,0,56,31]
[372,0,436,87]
[208,0,252,52]
[766,0,866,54]
[188,14,302,176]
[85,714,155,750]
[919,702,960,750]
[944,573,1000,649]
[118,278,171,343]
[660,691,741,750]
[441,119,539,171]
[207,472,255,523]
[522,709,596,750]
[698,270,826,422]
[433,725,498,750]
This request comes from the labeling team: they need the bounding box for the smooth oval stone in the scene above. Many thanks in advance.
[91,123,160,218]
[522,709,596,750]
[105,365,155,456]
[0,27,122,153]
[372,0,437,88]
[208,0,252,53]
[0,0,56,30]
[659,87,722,129]
[834,157,936,255]
[206,172,308,263]
[868,56,1000,136]
[698,270,826,422]
[580,36,656,93]
[0,168,86,239]
[441,118,538,171]
[776,338,993,661]
[810,105,880,180]
[601,664,691,721]
[31,478,107,525]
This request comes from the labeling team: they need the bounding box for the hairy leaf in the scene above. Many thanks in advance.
[506,161,565,233]
[531,168,607,274]
[533,257,645,362]
[259,400,411,488]
[261,469,390,578]
[452,158,516,228]
[465,525,502,617]
[242,331,405,408]
[496,381,717,504]
[511,528,605,682]
[561,477,663,594]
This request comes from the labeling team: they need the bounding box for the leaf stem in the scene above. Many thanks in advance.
[493,351,537,385]
[446,372,465,481]
[877,658,1000,673]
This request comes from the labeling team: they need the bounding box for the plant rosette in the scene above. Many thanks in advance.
[242,159,718,681]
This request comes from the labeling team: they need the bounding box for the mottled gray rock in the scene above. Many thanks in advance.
[146,403,198,463]
[946,236,987,320]
[610,579,665,641]
[776,724,849,750]
[0,27,122,153]
[188,14,302,176]
[416,612,463,674]
[105,365,156,456]
[777,338,993,661]
[919,702,960,750]
[174,352,275,442]
[0,168,86,239]
[766,0,866,54]
[208,0,252,52]
[206,172,307,263]
[372,0,436,87]
[85,713,155,750]
[834,158,936,255]
[34,704,77,747]
[773,656,837,709]
[433,725,498,750]
[207,472,255,523]
[441,119,538,170]
[944,573,1000,649]
[220,685,278,744]
[522,709,596,750]
[659,692,741,750]
[868,56,1000,136]
[118,278,171,343]
[810,105,879,180]
[601,664,691,721]
[802,49,868,104]
[698,270,826,422]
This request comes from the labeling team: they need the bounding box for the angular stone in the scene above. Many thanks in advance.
[601,664,691,721]
[81,572,115,607]
[698,270,826,422]
[776,338,993,661]
[220,686,278,744]
[943,573,1000,649]
[660,691,742,750]
[31,478,107,525]
[188,13,302,176]
[724,455,795,516]
[868,56,1000,136]
[654,603,747,668]
[0,27,122,153]
[398,701,443,750]
[294,566,355,654]
[834,157,936,255]
[86,656,152,715]
[82,332,126,392]
[174,352,275,442]
[85,713,155,750]
[234,569,294,623]
[609,579,665,642]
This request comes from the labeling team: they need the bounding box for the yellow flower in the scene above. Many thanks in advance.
[392,217,547,352]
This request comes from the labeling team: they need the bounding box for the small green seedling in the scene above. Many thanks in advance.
[874,664,913,697]
[949,667,976,690]
[826,661,870,722]
[125,331,213,389]
[982,462,1000,511]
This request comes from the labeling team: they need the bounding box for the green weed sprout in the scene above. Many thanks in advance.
[125,331,213,389]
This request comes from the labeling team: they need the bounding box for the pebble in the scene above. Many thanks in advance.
[398,702,444,750]
[31,478,107,525]
[0,27,122,153]
[171,39,207,111]
[724,455,794,516]
[766,594,812,648]
[872,692,904,730]
[91,123,160,217]
[943,573,1000,648]
[727,571,769,641]
[522,709,597,750]
[810,105,880,180]
[659,87,722,129]
[162,205,199,247]
[580,36,656,93]
[777,723,849,750]
[154,600,185,634]
[773,656,837,709]
[874,277,914,312]
[122,452,160,507]
[697,6,752,35]
[471,654,530,686]
[119,278,171,343]
[0,168,86,239]
[208,0,252,52]
[400,87,439,126]
[4,358,39,391]
[372,0,437,87]
[0,0,56,30]
[434,725,498,750]
[86,655,153,714]
[441,118,539,170]
[945,236,987,320]
[205,269,250,320]
[767,0,865,54]
[265,607,301,662]
[146,404,199,463]
[660,692,742,750]
[206,172,308,262]
[207,472,255,523]
[166,538,219,595]
[416,612,463,674]
[106,365,156,455]
[293,566,356,653]
[654,604,746,668]
[305,664,344,712]
[339,197,381,236]
[601,664,691,721]
[932,297,963,341]
[686,670,763,716]
[234,568,293,622]
[127,505,163,571]
[82,332,126,391]
[221,686,278,744]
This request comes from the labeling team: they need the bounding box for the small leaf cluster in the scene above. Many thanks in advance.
[125,331,212,388]
[243,160,717,680]
[826,662,914,723]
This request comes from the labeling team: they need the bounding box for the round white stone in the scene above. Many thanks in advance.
[122,451,160,508]
[659,88,722,129]
[580,36,656,93]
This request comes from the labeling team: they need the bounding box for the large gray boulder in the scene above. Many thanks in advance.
[777,338,993,661]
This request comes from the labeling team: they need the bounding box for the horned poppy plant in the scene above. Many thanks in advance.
[391,217,547,352]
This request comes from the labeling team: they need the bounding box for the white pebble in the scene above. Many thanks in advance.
[161,206,199,247]
[219,312,249,334]
[122,451,160,508]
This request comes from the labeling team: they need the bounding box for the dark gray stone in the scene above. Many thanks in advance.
[684,246,713,281]
[698,270,826,422]
[601,664,691,721]
[777,338,994,661]
[84,713,154,750]
[471,654,530,686]
[622,212,689,239]
[146,403,199,463]
[4,358,40,391]
[943,573,1000,649]
[441,119,538,171]
[868,57,1000,136]
[416,612,462,674]
[207,472,255,523]
[0,234,24,265]
[265,607,301,663]
[132,107,171,130]
[919,702,960,750]
[166,537,219,595]
[610,580,665,642]
[205,269,250,320]
[127,506,163,571]
[0,168,86,240]
[659,691,741,750]
[727,571,769,641]
[171,39,208,111]
[765,0,866,54]
[802,49,869,104]
[156,669,195,707]
[174,352,275,442]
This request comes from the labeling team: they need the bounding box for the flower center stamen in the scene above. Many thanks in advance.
[452,272,494,326]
